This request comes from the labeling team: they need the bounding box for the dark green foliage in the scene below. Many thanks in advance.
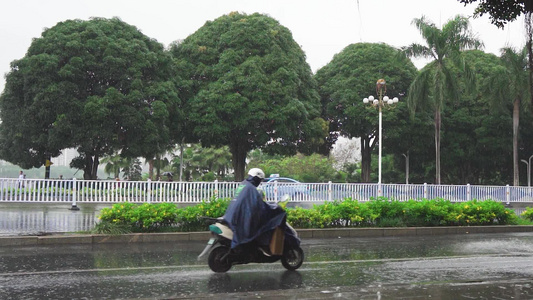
[171,144,232,181]
[175,198,231,231]
[286,198,518,228]
[314,43,417,182]
[522,207,533,221]
[0,18,180,179]
[172,12,325,180]
[123,158,143,181]
[94,197,520,234]
[98,202,179,232]
[458,0,530,28]
[404,15,483,184]
[96,198,230,233]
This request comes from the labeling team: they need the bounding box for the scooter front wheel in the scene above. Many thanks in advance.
[281,246,304,271]
[208,246,232,273]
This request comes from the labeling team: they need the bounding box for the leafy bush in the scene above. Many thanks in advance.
[286,198,518,228]
[98,202,179,232]
[446,200,517,226]
[92,221,132,235]
[176,197,231,231]
[522,207,533,221]
[95,197,520,234]
[96,197,231,233]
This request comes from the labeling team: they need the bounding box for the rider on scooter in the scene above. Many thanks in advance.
[223,168,286,255]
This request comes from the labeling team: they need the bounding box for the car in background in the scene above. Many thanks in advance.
[261,176,309,202]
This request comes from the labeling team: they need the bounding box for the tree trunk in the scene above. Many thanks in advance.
[230,140,248,181]
[179,140,184,182]
[526,12,533,107]
[83,155,93,180]
[513,98,520,186]
[435,109,441,185]
[155,154,161,180]
[82,155,99,180]
[361,136,372,183]
[91,154,99,179]
[148,159,154,180]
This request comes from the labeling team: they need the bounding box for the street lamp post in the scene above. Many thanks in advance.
[521,154,533,187]
[363,79,398,194]
[402,152,409,184]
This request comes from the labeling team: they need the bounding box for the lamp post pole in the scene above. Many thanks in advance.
[363,79,398,193]
[378,99,383,184]
[402,152,409,184]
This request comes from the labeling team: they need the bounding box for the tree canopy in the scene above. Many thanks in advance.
[403,15,483,184]
[458,0,533,27]
[314,42,417,182]
[0,17,181,179]
[171,12,324,180]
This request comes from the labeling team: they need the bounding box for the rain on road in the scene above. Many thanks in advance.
[0,232,532,299]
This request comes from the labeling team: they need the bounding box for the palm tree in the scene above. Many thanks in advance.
[486,46,530,186]
[403,15,483,184]
[101,154,130,179]
[145,146,175,181]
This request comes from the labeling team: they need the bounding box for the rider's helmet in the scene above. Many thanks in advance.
[247,168,265,187]
[247,168,265,179]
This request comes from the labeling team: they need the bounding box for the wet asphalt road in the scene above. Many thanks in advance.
[0,233,532,299]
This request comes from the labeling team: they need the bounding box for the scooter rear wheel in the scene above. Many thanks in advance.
[281,246,304,271]
[208,246,232,273]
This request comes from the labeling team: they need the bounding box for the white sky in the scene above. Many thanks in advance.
[0,0,526,93]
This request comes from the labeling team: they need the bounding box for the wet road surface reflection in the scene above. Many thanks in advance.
[0,233,532,299]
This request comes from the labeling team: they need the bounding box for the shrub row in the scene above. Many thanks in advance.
[95,197,230,233]
[95,198,521,234]
[286,198,518,228]
[523,207,533,221]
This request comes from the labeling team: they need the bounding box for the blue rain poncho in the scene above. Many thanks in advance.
[223,178,293,249]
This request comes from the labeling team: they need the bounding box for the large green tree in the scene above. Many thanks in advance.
[314,43,417,182]
[403,15,483,184]
[171,12,324,181]
[459,0,533,108]
[458,0,533,27]
[439,51,508,184]
[381,102,434,184]
[0,18,180,179]
[484,46,529,185]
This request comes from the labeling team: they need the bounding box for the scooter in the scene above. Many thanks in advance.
[198,216,304,273]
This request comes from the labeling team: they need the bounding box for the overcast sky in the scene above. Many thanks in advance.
[0,0,526,93]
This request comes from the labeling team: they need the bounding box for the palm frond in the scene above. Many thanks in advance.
[499,45,531,110]
[407,64,434,115]
[402,43,434,59]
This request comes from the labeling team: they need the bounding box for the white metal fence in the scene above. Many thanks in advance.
[1,178,533,206]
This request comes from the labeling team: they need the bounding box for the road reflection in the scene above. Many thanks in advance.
[207,270,303,293]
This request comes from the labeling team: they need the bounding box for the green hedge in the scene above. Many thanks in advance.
[94,198,519,234]
[522,207,533,221]
[94,197,231,233]
[287,198,518,228]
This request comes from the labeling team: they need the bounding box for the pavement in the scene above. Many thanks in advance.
[2,225,533,247]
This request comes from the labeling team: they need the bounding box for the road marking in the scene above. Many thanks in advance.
[2,253,530,277]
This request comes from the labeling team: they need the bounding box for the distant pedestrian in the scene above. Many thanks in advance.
[18,171,25,188]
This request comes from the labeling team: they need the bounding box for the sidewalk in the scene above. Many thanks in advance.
[2,225,533,247]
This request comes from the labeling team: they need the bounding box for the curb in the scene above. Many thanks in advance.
[1,225,533,247]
